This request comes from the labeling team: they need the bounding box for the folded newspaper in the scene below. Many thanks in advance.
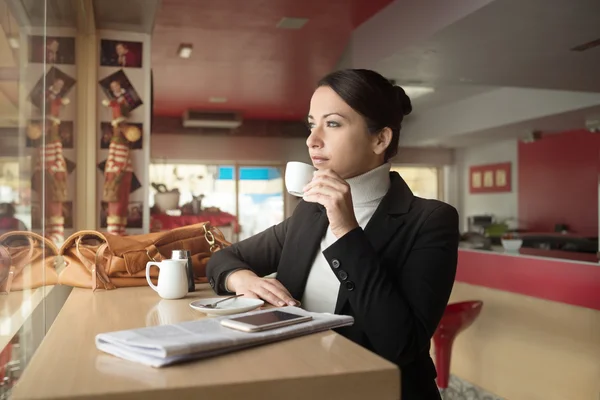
[95,306,354,368]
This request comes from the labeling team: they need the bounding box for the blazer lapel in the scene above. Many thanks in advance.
[334,172,414,314]
[277,203,328,300]
[364,172,414,249]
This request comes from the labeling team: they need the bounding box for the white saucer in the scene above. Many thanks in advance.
[189,297,264,316]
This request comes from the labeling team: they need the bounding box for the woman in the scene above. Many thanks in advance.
[206,69,459,399]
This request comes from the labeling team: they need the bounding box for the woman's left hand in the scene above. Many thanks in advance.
[302,169,359,238]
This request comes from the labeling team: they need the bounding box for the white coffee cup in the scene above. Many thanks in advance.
[285,161,315,197]
[145,259,188,300]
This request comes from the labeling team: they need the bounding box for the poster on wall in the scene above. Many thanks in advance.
[469,162,512,194]
[100,39,143,68]
[29,36,76,64]
[98,69,143,114]
[28,66,76,109]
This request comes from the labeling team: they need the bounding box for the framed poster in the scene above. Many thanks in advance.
[469,162,512,193]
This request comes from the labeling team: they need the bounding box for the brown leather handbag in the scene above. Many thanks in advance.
[57,222,230,290]
[0,231,60,294]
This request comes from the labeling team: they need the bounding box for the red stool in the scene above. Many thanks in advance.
[433,300,483,390]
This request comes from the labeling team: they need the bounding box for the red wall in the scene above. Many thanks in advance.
[518,130,600,237]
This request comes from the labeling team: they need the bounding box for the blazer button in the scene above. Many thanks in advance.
[209,278,215,288]
[338,270,348,281]
[331,259,340,269]
[345,281,355,291]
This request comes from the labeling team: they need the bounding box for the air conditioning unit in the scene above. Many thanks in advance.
[182,110,242,129]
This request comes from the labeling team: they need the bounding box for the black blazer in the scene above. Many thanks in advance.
[207,172,459,400]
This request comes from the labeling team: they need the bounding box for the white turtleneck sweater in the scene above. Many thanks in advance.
[301,163,391,313]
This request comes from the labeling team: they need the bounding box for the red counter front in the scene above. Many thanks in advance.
[448,249,600,400]
[456,249,600,310]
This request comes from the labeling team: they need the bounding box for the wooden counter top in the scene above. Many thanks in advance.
[11,284,399,400]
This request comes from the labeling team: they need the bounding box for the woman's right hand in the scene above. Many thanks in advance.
[226,269,298,307]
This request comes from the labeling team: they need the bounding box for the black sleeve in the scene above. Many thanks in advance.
[322,203,459,365]
[206,217,290,295]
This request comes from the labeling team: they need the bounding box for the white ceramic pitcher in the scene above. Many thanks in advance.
[145,259,188,299]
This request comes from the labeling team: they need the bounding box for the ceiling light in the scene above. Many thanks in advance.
[402,86,435,99]
[177,43,193,59]
[276,17,308,30]
[8,36,19,49]
[209,97,228,103]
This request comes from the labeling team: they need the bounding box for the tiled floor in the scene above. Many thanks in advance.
[441,375,504,400]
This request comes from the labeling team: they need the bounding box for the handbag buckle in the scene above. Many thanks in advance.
[203,225,218,253]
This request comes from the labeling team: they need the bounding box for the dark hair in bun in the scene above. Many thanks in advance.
[317,69,412,161]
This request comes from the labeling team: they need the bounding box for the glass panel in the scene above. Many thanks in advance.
[1,0,39,396]
[1,1,76,396]
[391,166,439,199]
[237,166,284,241]
[148,163,238,241]
[1,1,32,396]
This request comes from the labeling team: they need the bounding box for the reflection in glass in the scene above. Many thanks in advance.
[148,163,239,241]
[0,1,75,396]
[149,163,237,216]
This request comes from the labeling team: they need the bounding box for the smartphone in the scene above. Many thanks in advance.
[220,310,312,332]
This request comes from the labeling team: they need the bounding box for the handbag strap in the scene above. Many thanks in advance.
[72,234,115,291]
[0,231,59,256]
[1,235,35,265]
[0,245,11,268]
[95,243,115,290]
[145,222,226,262]
[0,233,42,294]
[0,245,13,295]
[60,230,108,255]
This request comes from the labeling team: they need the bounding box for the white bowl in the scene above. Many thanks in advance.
[501,238,523,252]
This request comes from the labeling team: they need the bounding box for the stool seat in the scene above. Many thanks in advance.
[433,300,483,389]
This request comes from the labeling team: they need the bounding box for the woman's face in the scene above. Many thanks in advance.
[307,86,385,179]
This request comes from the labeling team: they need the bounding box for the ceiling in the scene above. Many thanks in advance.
[150,0,394,120]
[93,0,159,33]
[20,0,77,27]
[376,0,600,93]
[2,0,599,149]
[358,0,600,147]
